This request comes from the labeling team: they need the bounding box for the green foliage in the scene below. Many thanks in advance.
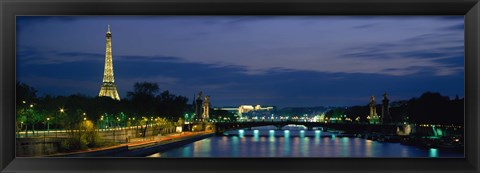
[59,120,107,152]
[391,92,464,125]
[16,81,192,153]
[16,81,189,132]
[331,92,464,125]
[175,118,184,126]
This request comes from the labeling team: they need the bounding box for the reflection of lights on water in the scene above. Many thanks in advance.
[284,130,290,138]
[314,130,321,141]
[429,148,439,157]
[365,139,372,145]
[239,129,245,138]
[269,130,276,142]
[253,130,259,141]
[268,130,276,142]
[300,130,305,138]
[148,153,161,157]
[331,134,336,140]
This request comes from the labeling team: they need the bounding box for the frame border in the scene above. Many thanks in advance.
[1,0,479,172]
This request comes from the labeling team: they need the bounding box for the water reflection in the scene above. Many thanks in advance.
[238,130,244,138]
[429,148,439,157]
[148,130,463,158]
[231,136,239,157]
[268,130,275,142]
[314,130,321,145]
[283,130,290,155]
[365,139,373,157]
[182,146,191,156]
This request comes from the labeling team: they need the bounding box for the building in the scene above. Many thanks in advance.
[214,105,275,119]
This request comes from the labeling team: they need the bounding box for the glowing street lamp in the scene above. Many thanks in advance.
[46,117,50,133]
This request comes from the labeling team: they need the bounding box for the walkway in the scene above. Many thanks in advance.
[47,131,214,156]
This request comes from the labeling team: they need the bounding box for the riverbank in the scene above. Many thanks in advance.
[48,131,214,157]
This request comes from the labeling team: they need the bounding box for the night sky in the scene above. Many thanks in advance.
[16,16,464,108]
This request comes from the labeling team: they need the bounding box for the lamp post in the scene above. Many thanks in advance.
[100,115,104,131]
[20,122,23,138]
[29,104,34,135]
[57,108,64,138]
[46,117,50,134]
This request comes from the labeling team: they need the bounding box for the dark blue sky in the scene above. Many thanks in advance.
[16,16,464,108]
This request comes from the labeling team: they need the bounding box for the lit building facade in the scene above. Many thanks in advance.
[214,105,275,119]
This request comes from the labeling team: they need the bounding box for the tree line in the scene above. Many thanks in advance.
[16,81,189,136]
[325,92,464,125]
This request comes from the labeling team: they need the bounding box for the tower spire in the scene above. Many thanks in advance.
[98,25,120,100]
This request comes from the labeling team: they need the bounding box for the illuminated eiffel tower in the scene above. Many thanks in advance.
[98,25,120,100]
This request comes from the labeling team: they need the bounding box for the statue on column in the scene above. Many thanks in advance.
[195,91,203,121]
[197,91,202,100]
[369,95,379,124]
[381,92,391,124]
[202,96,210,120]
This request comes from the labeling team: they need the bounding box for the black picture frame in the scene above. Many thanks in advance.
[1,0,479,172]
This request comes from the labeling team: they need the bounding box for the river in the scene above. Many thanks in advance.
[147,128,464,158]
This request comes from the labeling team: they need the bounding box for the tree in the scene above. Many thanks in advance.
[16,82,39,136]
[127,82,160,116]
[16,81,37,105]
[156,90,188,120]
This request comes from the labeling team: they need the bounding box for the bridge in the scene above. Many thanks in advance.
[213,121,401,134]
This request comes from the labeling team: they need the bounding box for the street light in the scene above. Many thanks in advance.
[20,122,23,137]
[46,117,50,134]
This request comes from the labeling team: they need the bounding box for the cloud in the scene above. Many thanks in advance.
[19,76,99,96]
[442,23,464,31]
[16,16,465,107]
[17,48,104,64]
[117,55,184,62]
[352,23,379,29]
[17,16,464,78]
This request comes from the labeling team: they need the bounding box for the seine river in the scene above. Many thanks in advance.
[147,128,464,158]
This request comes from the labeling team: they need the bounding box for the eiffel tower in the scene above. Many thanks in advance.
[98,25,120,100]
